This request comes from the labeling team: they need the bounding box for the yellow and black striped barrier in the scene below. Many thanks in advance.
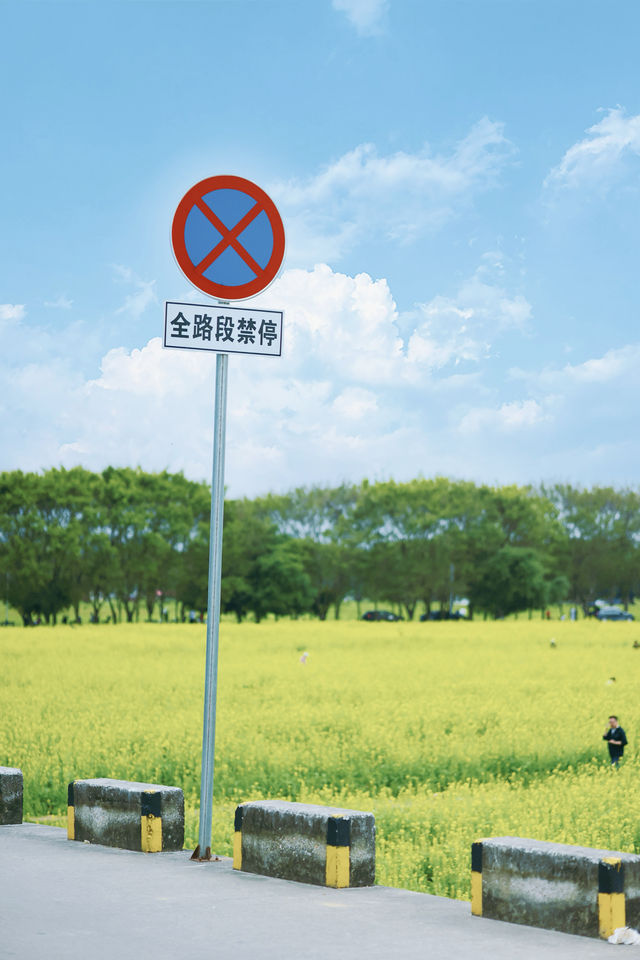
[232,804,243,870]
[598,857,625,939]
[233,800,375,887]
[470,836,640,939]
[141,790,163,853]
[67,782,75,839]
[470,840,483,916]
[325,816,350,888]
[66,778,184,853]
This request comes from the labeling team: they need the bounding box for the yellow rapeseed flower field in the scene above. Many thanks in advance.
[2,618,640,899]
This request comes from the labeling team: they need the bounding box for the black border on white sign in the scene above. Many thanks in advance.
[163,300,283,358]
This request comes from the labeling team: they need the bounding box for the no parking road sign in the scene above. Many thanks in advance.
[171,175,285,301]
[168,174,285,865]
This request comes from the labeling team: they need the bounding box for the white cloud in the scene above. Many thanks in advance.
[544,107,640,191]
[458,399,550,435]
[44,295,73,309]
[112,265,136,283]
[563,345,640,384]
[0,304,26,322]
[479,341,640,484]
[252,264,406,386]
[0,262,535,495]
[5,289,640,492]
[406,262,532,371]
[332,387,378,419]
[271,120,514,264]
[332,0,388,35]
[112,264,157,319]
[513,343,640,389]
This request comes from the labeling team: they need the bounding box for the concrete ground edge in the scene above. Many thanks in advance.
[0,823,615,960]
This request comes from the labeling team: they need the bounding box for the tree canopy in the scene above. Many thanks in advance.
[1,468,638,625]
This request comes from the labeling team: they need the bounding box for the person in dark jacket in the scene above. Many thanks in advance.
[603,715,628,766]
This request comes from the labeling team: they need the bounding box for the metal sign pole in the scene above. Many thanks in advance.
[169,174,284,862]
[196,351,228,859]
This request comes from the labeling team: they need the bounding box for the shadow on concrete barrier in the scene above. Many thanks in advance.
[233,799,375,887]
[67,778,184,852]
[0,767,23,825]
[471,836,640,939]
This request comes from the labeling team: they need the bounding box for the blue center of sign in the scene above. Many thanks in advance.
[182,188,275,287]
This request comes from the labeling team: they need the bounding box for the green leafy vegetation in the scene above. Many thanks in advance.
[2,469,640,625]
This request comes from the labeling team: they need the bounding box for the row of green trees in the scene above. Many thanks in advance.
[1,467,638,625]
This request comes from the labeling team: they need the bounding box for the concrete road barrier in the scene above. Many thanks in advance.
[471,836,640,939]
[233,799,375,887]
[0,767,23,825]
[67,778,184,852]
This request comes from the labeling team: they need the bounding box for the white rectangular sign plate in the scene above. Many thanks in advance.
[163,301,283,357]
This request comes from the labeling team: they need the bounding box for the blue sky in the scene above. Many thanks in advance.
[2,0,640,497]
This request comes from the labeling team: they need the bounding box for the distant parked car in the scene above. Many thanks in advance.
[361,610,403,622]
[596,606,634,621]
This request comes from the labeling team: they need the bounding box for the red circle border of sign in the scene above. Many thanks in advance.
[171,175,286,301]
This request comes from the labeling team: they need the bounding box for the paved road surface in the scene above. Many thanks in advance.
[0,824,614,959]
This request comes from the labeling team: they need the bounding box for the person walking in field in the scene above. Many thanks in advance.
[603,715,627,766]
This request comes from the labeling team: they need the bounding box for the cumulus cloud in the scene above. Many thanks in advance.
[44,295,73,309]
[271,120,514,264]
[332,0,388,35]
[406,260,532,372]
[513,343,640,390]
[479,341,640,484]
[0,304,26,322]
[0,262,535,495]
[458,399,550,435]
[6,266,640,491]
[112,264,157,318]
[562,345,640,384]
[544,107,640,191]
[332,387,378,419]
[253,264,405,386]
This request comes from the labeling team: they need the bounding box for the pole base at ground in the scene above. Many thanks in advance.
[190,844,221,862]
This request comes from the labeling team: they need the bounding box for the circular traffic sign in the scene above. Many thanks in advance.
[171,175,285,300]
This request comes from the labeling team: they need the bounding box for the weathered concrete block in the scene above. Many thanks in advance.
[471,836,640,939]
[233,799,375,887]
[67,778,184,852]
[0,767,23,825]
